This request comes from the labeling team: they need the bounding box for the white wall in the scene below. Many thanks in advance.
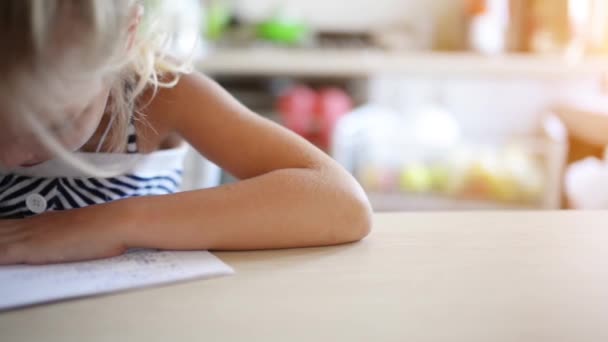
[367,76,603,139]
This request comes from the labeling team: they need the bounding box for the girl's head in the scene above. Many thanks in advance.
[0,0,189,170]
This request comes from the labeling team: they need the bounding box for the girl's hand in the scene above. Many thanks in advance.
[0,204,131,265]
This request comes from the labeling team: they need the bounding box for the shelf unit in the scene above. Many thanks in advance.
[197,48,576,210]
[368,193,537,212]
[199,48,608,79]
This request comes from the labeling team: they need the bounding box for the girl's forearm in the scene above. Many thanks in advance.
[121,168,372,251]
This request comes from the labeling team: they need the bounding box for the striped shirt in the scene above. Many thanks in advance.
[0,124,188,219]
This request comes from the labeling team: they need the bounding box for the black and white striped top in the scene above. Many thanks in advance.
[0,124,188,219]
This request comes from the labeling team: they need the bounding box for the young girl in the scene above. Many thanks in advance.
[0,0,372,265]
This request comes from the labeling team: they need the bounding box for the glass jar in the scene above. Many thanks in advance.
[466,0,511,54]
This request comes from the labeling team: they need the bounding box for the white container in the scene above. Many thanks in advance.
[468,0,510,54]
[152,0,206,58]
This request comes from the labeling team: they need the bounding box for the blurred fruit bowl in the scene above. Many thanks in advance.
[356,145,546,206]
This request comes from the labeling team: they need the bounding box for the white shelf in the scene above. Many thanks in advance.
[368,193,537,212]
[198,48,608,79]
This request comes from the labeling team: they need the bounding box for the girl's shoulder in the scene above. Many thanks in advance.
[137,72,213,153]
[135,73,192,153]
[140,71,248,154]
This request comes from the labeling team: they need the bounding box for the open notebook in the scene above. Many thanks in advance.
[0,250,234,311]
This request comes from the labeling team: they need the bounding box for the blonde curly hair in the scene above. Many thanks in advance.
[0,0,192,175]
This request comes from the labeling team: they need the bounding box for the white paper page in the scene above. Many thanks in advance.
[0,250,234,311]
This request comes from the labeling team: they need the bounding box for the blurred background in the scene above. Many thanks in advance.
[175,0,608,211]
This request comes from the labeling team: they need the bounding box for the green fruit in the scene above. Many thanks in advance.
[257,20,309,45]
[207,2,231,40]
[429,166,450,192]
[400,164,433,193]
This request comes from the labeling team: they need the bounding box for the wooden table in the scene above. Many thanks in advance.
[2,212,608,342]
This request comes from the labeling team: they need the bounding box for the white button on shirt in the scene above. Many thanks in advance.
[26,194,47,214]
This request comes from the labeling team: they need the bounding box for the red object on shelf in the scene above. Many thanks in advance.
[277,85,317,136]
[278,85,353,150]
[316,87,353,148]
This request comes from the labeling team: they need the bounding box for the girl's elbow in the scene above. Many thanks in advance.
[307,166,373,245]
[331,190,373,244]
